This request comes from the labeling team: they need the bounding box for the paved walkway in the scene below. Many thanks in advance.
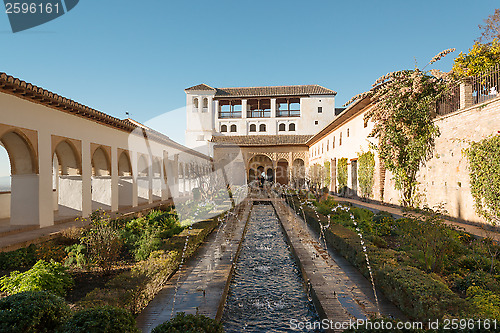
[0,199,176,253]
[332,196,500,241]
[136,199,252,333]
[272,198,404,332]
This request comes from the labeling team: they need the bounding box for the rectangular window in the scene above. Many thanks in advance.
[318,106,322,113]
[247,99,271,118]
[314,120,318,125]
[277,98,300,117]
[218,100,242,118]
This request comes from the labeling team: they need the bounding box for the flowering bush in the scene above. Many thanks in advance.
[346,49,455,207]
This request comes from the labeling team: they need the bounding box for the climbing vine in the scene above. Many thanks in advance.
[357,151,375,199]
[345,49,455,207]
[337,157,348,193]
[323,160,331,188]
[465,135,500,225]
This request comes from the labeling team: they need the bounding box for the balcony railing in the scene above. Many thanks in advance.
[277,109,300,117]
[218,111,241,119]
[437,63,500,116]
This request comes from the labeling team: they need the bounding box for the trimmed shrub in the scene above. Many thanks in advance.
[0,244,37,270]
[0,259,74,297]
[0,291,70,333]
[152,312,224,333]
[60,306,139,333]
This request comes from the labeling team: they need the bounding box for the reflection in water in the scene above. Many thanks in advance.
[223,204,322,332]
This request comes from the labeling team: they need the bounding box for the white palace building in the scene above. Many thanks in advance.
[184,84,339,155]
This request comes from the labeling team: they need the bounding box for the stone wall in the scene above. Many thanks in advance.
[383,96,500,224]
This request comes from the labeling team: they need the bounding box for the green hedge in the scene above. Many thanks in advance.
[152,312,224,333]
[60,306,139,333]
[289,196,471,320]
[0,291,70,333]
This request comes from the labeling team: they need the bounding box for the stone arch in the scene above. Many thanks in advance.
[92,147,111,176]
[248,154,273,184]
[53,140,81,175]
[276,158,289,185]
[152,157,161,178]
[0,131,37,175]
[118,151,132,177]
[292,158,306,188]
[138,155,149,177]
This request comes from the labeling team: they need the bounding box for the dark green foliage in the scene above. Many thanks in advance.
[82,210,123,272]
[465,135,500,225]
[0,244,37,269]
[60,306,139,333]
[358,151,375,198]
[120,209,184,262]
[152,312,224,333]
[0,260,74,296]
[64,244,87,268]
[286,195,500,320]
[337,157,348,192]
[0,291,70,333]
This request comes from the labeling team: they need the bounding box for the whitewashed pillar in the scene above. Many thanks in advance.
[81,140,92,217]
[111,146,119,211]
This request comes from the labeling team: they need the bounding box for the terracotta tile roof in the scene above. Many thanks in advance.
[211,134,313,146]
[184,83,216,91]
[185,84,336,98]
[214,85,336,98]
[0,72,210,160]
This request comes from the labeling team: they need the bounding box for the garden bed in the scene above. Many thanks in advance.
[285,194,500,321]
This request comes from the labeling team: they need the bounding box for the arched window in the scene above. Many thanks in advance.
[278,123,286,131]
[249,124,256,132]
[203,98,208,108]
[193,98,199,109]
[230,124,237,132]
[289,123,295,131]
[221,124,227,132]
[259,124,266,132]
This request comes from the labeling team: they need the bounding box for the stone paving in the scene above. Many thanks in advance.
[272,198,405,332]
[135,199,252,333]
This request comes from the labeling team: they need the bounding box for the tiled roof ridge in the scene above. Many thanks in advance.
[0,72,210,160]
[0,72,135,131]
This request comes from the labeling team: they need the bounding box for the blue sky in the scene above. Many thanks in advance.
[0,0,499,180]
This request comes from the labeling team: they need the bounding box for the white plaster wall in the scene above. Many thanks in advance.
[137,177,149,204]
[10,174,39,225]
[0,90,211,226]
[91,177,112,211]
[152,178,162,201]
[308,106,376,195]
[0,192,10,219]
[118,177,134,207]
[58,176,83,216]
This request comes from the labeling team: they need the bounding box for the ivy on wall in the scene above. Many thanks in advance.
[323,160,331,188]
[337,157,348,192]
[465,135,500,225]
[358,151,375,199]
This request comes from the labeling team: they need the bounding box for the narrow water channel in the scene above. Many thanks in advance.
[223,202,322,332]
